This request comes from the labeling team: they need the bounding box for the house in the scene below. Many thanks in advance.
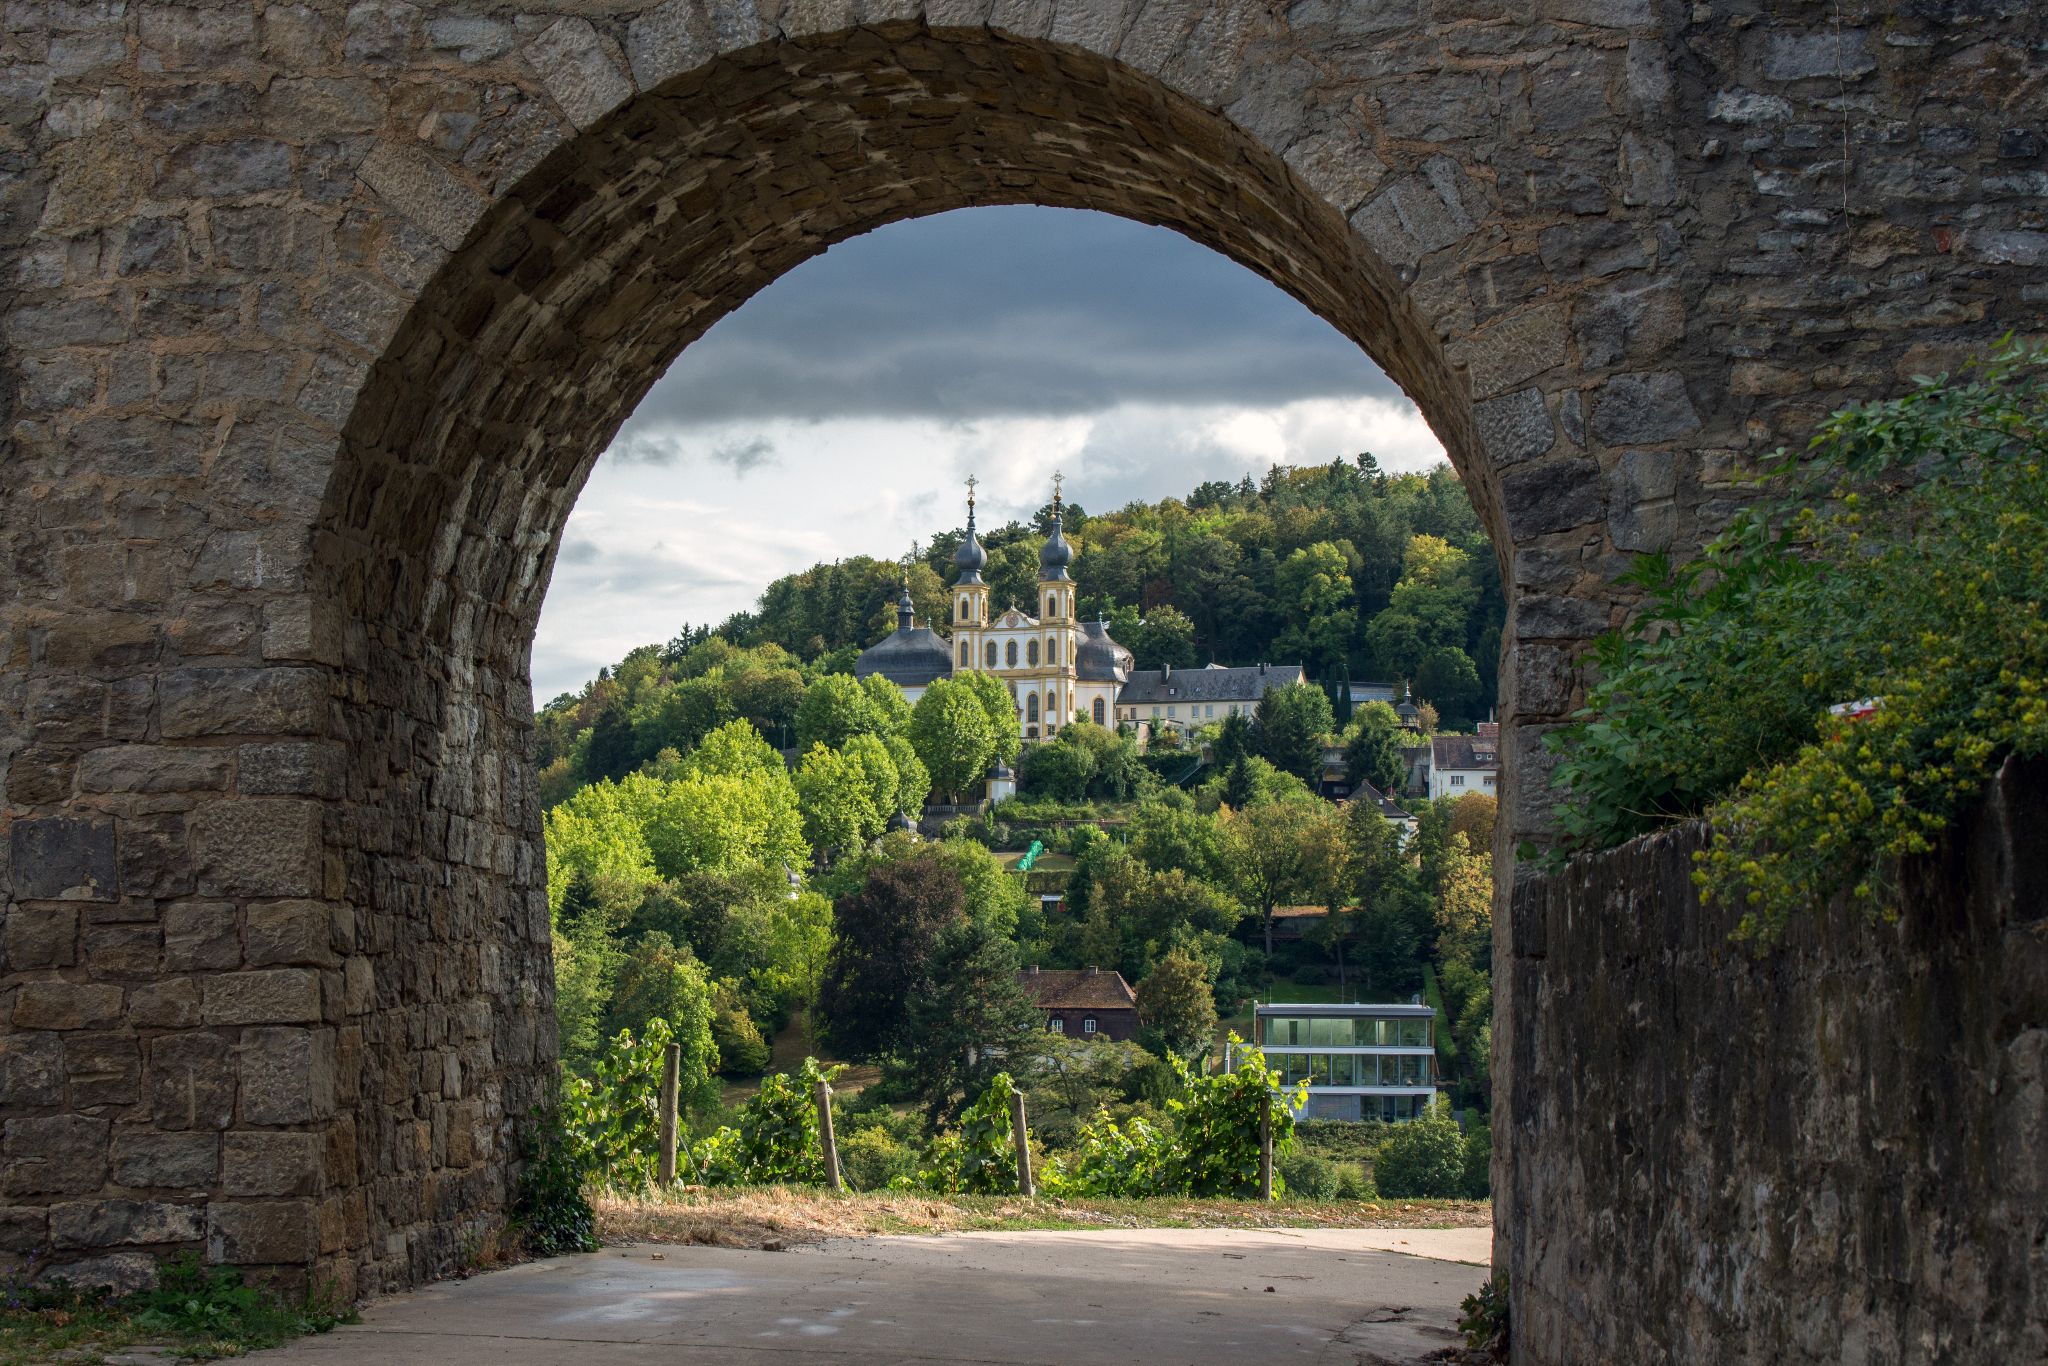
[1115,661,1305,735]
[1241,1002,1439,1122]
[1427,721,1500,801]
[1017,966,1141,1041]
[1345,680,1398,708]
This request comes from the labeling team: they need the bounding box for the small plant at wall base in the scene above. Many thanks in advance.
[1547,341,2048,941]
[1458,1275,1510,1358]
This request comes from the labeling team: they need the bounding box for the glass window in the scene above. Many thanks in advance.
[1050,1017,1064,1034]
[1026,694,1040,723]
[1166,706,1177,719]
[1399,1018,1430,1047]
[1046,594,1055,617]
[1027,639,1040,667]
[1151,706,1160,719]
[1006,640,1018,667]
[1093,698,1105,724]
[1355,1055,1379,1086]
[960,642,970,665]
[1325,1054,1354,1086]
[1450,774,1465,787]
[1206,704,1215,718]
[986,641,998,668]
[1083,1017,1097,1034]
[1048,638,1058,664]
[1484,774,1496,787]
[1308,1054,1331,1084]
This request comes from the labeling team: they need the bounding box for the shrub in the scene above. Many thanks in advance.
[513,1106,598,1255]
[838,1126,917,1192]
[1549,342,2048,941]
[692,1057,842,1186]
[1294,1119,1388,1162]
[561,1017,683,1188]
[1372,1099,1468,1199]
[1462,1119,1493,1199]
[914,1072,1024,1194]
[1333,1165,1375,1201]
[1459,1275,1510,1356]
[1276,1151,1338,1200]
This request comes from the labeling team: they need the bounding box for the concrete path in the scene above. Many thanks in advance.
[251,1227,1490,1364]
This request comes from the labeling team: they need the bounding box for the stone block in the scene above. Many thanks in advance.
[244,903,339,968]
[1763,30,1873,81]
[12,981,124,1030]
[1502,457,1604,538]
[2,1115,110,1195]
[208,1200,317,1266]
[1513,642,1578,719]
[0,1207,48,1254]
[1589,372,1701,445]
[426,15,516,62]
[41,1252,159,1295]
[147,1032,236,1131]
[1516,594,1612,640]
[192,800,323,898]
[4,904,80,969]
[1350,156,1481,269]
[358,141,489,253]
[223,1132,324,1196]
[50,1199,205,1249]
[128,978,204,1028]
[238,1026,336,1124]
[525,18,632,130]
[163,903,240,972]
[83,923,161,978]
[1575,281,1685,370]
[203,969,322,1026]
[65,1032,141,1107]
[11,818,118,901]
[160,667,328,739]
[111,1131,218,1189]
[117,816,196,900]
[1466,304,1568,400]
[0,1032,65,1106]
[1473,388,1557,468]
[155,139,294,197]
[77,745,233,795]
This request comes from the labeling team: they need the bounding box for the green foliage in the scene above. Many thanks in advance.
[693,1058,843,1186]
[1459,1276,1511,1356]
[1341,702,1407,795]
[1058,1109,1172,1198]
[561,1017,697,1189]
[1371,1098,1469,1199]
[889,915,1041,1125]
[1254,681,1334,783]
[126,1252,353,1350]
[1549,342,2048,940]
[1275,1151,1339,1200]
[1135,948,1218,1059]
[915,1072,1025,1194]
[795,673,886,750]
[909,676,1000,801]
[818,847,967,1059]
[838,1125,918,1191]
[514,1106,599,1255]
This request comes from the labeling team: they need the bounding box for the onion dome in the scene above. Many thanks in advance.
[1038,472,1073,582]
[1076,618,1133,683]
[954,479,988,584]
[856,564,953,690]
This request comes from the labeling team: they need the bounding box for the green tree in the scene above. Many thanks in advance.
[1254,681,1333,783]
[544,781,658,917]
[708,978,771,1076]
[843,732,903,824]
[891,915,1040,1125]
[1220,798,1345,955]
[952,668,1023,766]
[795,673,883,750]
[1275,541,1359,682]
[1415,646,1483,728]
[1372,1099,1470,1198]
[817,848,966,1058]
[584,700,640,783]
[794,743,881,860]
[861,673,914,734]
[884,734,932,817]
[1019,733,1096,799]
[908,677,999,801]
[1133,604,1200,671]
[1136,948,1218,1058]
[1341,701,1407,795]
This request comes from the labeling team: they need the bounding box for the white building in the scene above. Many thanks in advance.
[1114,661,1304,735]
[1242,1002,1440,1123]
[1426,722,1500,801]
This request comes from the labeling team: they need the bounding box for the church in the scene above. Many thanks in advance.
[856,478,1304,742]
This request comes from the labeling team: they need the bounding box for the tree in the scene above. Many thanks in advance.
[600,931,721,1112]
[795,673,883,750]
[1019,733,1095,799]
[1275,541,1359,682]
[891,915,1040,1125]
[1218,798,1339,954]
[1342,701,1407,795]
[1133,605,1199,671]
[908,677,998,801]
[544,780,657,917]
[708,978,771,1076]
[817,849,965,1059]
[584,700,639,784]
[1136,948,1218,1058]
[1434,832,1493,969]
[860,673,914,734]
[1415,646,1483,728]
[883,735,932,817]
[1446,791,1497,853]
[1212,711,1255,769]
[794,744,881,860]
[1255,681,1333,783]
[842,732,903,824]
[952,669,1022,766]
[629,770,807,881]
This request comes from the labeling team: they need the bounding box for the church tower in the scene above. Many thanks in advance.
[951,476,990,674]
[1034,472,1080,734]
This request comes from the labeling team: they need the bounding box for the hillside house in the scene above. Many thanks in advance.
[1017,966,1140,1041]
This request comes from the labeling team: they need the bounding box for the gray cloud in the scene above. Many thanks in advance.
[710,437,777,475]
[618,206,1400,436]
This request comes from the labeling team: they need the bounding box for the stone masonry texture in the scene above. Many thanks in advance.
[0,0,2042,1333]
[1505,756,2048,1365]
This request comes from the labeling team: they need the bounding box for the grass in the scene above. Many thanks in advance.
[595,1185,1489,1250]
[0,1253,355,1365]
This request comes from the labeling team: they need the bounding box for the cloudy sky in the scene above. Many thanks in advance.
[533,205,1447,701]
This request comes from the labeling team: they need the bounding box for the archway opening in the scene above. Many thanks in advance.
[316,25,1505,1292]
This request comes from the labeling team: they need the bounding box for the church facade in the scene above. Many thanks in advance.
[857,478,1299,742]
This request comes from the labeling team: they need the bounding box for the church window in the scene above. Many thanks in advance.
[1027,639,1040,667]
[986,641,998,668]
[1026,693,1040,723]
[960,642,970,665]
[1006,640,1018,668]
[959,595,967,618]
[1092,698,1105,725]
[1045,593,1055,617]
[1047,638,1058,664]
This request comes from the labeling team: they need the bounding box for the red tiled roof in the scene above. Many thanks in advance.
[1017,968,1138,1011]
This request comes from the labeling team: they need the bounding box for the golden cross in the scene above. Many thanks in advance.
[965,474,978,505]
[1051,469,1064,504]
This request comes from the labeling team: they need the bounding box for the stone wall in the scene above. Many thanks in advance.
[1501,756,2048,1364]
[0,0,2042,1311]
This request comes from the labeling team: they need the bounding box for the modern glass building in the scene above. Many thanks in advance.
[1245,1002,1439,1122]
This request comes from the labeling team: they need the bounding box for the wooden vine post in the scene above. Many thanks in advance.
[658,1043,680,1186]
[1009,1088,1035,1197]
[815,1078,843,1192]
[1258,1087,1274,1201]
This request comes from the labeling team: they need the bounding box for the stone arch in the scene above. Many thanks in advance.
[2,0,2038,1345]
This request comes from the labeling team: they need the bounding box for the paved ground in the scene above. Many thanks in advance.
[252,1227,1491,1365]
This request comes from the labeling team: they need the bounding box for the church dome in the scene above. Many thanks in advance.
[954,527,987,583]
[1039,520,1073,581]
[855,626,953,691]
[1076,618,1132,683]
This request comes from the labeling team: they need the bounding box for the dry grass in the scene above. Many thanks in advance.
[596,1186,1490,1251]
